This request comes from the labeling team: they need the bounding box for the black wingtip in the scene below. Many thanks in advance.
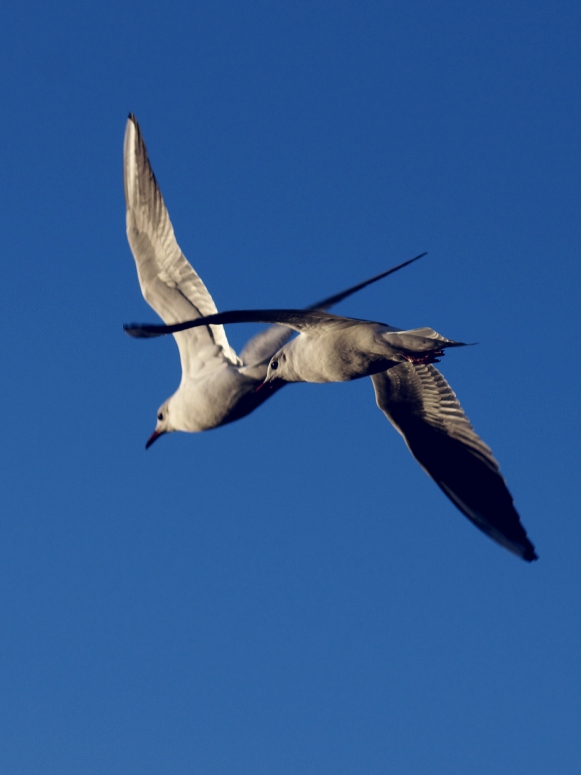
[124,325,139,338]
[523,547,539,562]
[123,323,159,339]
[307,252,427,312]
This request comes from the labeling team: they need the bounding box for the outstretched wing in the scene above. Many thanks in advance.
[239,254,426,367]
[124,114,241,375]
[124,308,386,339]
[371,363,537,561]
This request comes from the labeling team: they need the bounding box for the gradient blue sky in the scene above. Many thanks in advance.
[2,1,580,773]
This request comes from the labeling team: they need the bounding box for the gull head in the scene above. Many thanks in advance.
[255,350,290,392]
[146,400,174,449]
[263,341,307,385]
[265,348,291,385]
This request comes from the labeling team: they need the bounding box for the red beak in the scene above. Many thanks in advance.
[145,429,165,449]
[254,378,283,394]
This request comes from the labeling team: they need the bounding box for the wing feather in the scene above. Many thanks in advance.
[371,364,537,561]
[123,308,384,338]
[124,115,241,374]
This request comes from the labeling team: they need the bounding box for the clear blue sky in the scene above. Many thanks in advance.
[2,1,580,773]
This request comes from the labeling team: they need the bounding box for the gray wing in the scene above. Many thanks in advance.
[124,308,385,339]
[371,364,537,561]
[124,115,241,375]
[239,254,426,367]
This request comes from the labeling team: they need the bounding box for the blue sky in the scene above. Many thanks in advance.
[2,1,580,773]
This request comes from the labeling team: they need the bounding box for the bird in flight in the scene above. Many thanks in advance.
[125,306,538,563]
[124,114,423,449]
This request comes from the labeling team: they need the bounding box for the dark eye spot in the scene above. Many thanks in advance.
[271,359,278,370]
[157,412,163,421]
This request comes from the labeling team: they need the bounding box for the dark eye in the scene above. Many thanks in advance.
[271,359,278,370]
[157,412,163,421]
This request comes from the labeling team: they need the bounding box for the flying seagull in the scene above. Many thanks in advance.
[125,307,538,562]
[124,114,423,449]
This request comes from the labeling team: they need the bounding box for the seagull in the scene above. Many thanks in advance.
[124,114,423,449]
[125,307,538,562]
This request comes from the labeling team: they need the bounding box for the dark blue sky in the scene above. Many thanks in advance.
[2,1,580,773]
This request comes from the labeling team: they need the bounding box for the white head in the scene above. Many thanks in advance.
[146,399,175,449]
[264,345,300,384]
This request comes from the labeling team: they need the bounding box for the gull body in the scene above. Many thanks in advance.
[124,115,421,446]
[126,308,537,562]
[264,320,462,383]
[127,307,464,383]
